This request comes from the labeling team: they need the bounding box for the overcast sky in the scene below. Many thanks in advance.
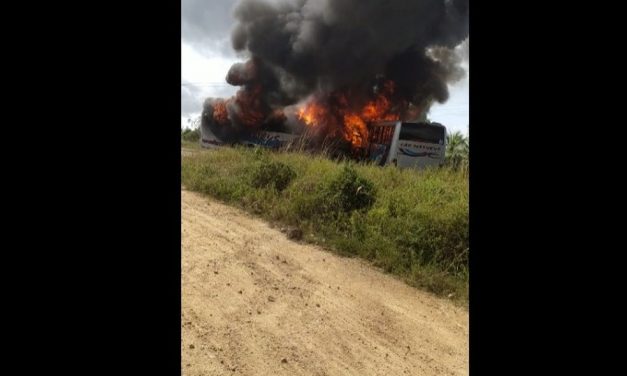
[181,0,468,135]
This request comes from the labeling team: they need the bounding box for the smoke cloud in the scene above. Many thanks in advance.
[202,0,469,147]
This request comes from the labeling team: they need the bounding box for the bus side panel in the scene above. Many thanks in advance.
[396,140,444,169]
[241,131,299,149]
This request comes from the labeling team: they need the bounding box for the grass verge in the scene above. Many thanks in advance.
[182,146,468,306]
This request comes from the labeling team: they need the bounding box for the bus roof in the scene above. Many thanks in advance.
[369,120,446,129]
[369,120,399,127]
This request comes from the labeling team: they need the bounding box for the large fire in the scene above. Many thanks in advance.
[212,100,229,124]
[296,80,400,148]
[209,85,266,128]
[206,58,411,152]
[296,102,327,129]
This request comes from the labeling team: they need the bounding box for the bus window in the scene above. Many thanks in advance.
[369,124,395,145]
[399,123,445,144]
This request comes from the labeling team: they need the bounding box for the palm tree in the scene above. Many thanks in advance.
[445,131,469,170]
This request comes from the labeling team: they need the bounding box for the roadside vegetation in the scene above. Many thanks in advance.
[182,144,469,305]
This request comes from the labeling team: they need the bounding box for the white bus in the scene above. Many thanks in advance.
[366,121,446,169]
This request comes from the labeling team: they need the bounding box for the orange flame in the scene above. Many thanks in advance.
[343,113,368,148]
[212,85,267,128]
[213,99,229,124]
[296,80,400,149]
[297,102,328,128]
[212,76,405,151]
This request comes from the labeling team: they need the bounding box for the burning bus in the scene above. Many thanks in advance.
[200,126,298,150]
[200,103,301,150]
[200,115,446,169]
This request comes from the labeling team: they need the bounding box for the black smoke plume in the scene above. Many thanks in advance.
[202,0,469,145]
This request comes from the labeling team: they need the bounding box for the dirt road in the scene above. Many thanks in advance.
[182,188,468,376]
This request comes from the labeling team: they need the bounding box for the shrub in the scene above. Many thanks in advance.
[325,164,376,213]
[182,128,200,142]
[250,161,296,192]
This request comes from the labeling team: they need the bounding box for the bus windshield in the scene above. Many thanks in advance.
[399,123,445,144]
[367,123,396,165]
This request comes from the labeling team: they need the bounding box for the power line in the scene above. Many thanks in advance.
[181,82,233,86]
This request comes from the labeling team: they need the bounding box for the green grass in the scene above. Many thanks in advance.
[181,140,201,150]
[182,146,469,306]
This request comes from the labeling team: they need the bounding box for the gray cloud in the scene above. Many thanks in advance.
[182,80,239,118]
[456,38,469,63]
[181,82,204,118]
[181,0,241,117]
[182,0,239,58]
